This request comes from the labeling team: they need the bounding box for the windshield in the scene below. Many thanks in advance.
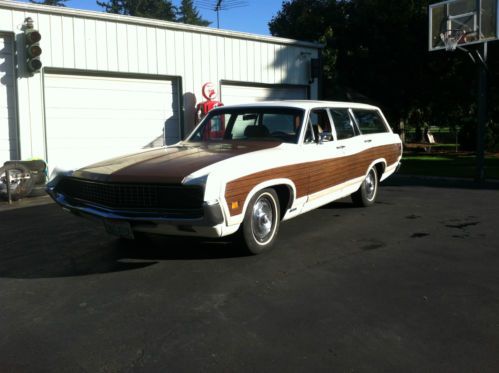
[187,107,305,144]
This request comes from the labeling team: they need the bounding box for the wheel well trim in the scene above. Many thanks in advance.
[366,159,387,178]
[226,178,296,225]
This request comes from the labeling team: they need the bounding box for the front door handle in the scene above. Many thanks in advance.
[336,145,346,149]
[364,139,372,143]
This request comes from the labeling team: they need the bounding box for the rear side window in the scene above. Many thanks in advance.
[352,109,388,134]
[330,108,357,140]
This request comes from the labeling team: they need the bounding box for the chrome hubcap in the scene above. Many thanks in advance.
[252,196,274,242]
[365,170,376,200]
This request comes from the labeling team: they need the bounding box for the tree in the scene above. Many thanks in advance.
[29,0,68,6]
[269,0,332,42]
[268,0,486,137]
[269,0,353,100]
[96,0,177,21]
[177,0,211,26]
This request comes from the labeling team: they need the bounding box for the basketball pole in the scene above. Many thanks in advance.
[476,42,487,183]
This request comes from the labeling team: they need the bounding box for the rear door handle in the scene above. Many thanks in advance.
[364,139,372,143]
[336,145,346,149]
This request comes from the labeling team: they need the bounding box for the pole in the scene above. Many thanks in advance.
[475,42,487,183]
[215,0,222,29]
[6,169,12,204]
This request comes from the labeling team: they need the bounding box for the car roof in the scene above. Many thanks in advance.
[218,100,381,111]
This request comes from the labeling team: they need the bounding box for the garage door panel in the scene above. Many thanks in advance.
[45,88,176,108]
[46,107,176,121]
[46,75,174,91]
[45,92,173,111]
[45,84,177,112]
[0,139,10,156]
[45,73,179,171]
[47,118,170,140]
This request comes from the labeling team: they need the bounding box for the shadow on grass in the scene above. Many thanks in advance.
[384,174,499,190]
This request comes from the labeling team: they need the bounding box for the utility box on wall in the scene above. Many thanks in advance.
[0,1,322,172]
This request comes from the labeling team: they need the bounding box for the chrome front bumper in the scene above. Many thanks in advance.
[46,186,225,228]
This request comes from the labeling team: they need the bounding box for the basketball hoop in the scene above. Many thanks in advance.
[440,29,466,51]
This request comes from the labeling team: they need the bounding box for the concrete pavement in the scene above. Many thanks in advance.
[1,179,498,372]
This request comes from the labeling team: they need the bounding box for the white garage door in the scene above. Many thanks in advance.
[0,34,18,163]
[220,84,308,106]
[44,73,179,171]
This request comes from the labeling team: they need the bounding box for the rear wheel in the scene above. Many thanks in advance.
[351,167,378,207]
[239,188,280,255]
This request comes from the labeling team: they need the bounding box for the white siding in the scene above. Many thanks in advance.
[221,84,308,106]
[116,22,128,72]
[50,15,63,67]
[73,17,85,69]
[62,16,75,68]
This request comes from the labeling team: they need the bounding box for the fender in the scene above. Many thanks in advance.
[223,178,296,226]
[365,158,387,180]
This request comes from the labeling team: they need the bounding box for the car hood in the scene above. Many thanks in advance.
[72,141,282,184]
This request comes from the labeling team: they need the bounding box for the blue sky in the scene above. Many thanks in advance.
[20,0,285,35]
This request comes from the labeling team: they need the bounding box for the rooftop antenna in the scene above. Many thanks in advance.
[196,0,248,29]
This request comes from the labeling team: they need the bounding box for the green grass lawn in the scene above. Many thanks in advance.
[400,153,499,179]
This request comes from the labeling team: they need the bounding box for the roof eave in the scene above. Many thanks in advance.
[1,0,324,49]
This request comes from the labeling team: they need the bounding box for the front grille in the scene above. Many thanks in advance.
[55,177,204,211]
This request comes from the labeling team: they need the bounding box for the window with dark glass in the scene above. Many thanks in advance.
[305,109,333,143]
[330,108,357,139]
[188,108,305,143]
[352,109,388,134]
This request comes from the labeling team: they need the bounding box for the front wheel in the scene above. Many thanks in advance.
[351,167,378,207]
[239,188,280,255]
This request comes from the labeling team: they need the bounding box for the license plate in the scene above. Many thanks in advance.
[104,220,134,239]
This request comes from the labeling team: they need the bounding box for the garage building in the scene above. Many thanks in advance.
[0,1,322,171]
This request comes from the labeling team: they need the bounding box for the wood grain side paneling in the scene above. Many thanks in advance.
[225,143,401,216]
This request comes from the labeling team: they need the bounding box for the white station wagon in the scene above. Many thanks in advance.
[47,101,402,254]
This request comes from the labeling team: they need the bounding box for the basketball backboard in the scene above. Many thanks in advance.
[429,0,498,51]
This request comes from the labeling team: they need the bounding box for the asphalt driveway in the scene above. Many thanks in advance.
[1,177,498,372]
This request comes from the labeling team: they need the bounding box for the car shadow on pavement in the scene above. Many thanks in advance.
[117,234,250,261]
[319,200,358,209]
[0,204,250,279]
